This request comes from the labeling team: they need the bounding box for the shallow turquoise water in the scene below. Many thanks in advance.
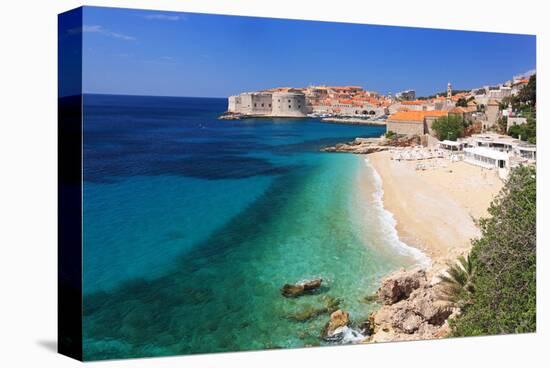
[81,95,421,360]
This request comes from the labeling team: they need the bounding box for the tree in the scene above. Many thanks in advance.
[456,97,468,107]
[438,255,475,308]
[497,116,508,133]
[499,95,517,111]
[431,115,465,141]
[518,74,536,106]
[508,117,536,144]
[452,166,536,336]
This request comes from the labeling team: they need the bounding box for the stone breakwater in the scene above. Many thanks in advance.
[321,136,420,154]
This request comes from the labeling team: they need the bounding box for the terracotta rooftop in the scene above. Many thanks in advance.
[449,106,477,114]
[388,110,448,123]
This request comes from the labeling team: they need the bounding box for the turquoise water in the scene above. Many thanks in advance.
[82,95,421,360]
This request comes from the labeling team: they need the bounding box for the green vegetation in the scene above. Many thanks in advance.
[455,96,474,107]
[439,255,475,308]
[455,98,468,107]
[500,74,536,143]
[451,166,536,336]
[518,74,536,106]
[508,117,536,144]
[431,115,465,141]
[418,89,471,100]
[496,116,508,133]
[385,130,397,139]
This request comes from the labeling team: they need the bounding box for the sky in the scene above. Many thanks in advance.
[79,6,536,98]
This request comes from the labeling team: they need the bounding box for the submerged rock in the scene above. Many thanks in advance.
[286,295,341,322]
[281,278,323,298]
[363,293,379,304]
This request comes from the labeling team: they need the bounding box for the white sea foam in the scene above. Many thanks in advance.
[363,157,431,267]
[326,326,366,344]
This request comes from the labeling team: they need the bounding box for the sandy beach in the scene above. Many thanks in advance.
[367,151,503,269]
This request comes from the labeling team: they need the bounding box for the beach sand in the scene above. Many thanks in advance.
[367,151,503,268]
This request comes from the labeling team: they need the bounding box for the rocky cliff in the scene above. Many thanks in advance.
[367,268,459,342]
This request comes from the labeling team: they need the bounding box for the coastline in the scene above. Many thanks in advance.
[366,151,502,271]
[320,117,386,126]
[357,151,503,342]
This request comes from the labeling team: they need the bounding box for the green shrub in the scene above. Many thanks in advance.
[508,117,536,144]
[452,166,536,336]
[431,115,465,141]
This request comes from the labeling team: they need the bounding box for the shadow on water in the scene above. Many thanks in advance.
[83,168,318,360]
[81,95,389,359]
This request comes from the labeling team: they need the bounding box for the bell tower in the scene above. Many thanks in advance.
[447,82,452,101]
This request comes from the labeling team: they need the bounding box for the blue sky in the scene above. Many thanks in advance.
[80,6,536,97]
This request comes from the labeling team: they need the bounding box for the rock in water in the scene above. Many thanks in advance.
[302,278,322,291]
[321,309,350,340]
[281,278,322,298]
[281,284,304,298]
[286,295,341,322]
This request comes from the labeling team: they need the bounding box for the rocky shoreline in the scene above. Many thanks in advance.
[366,267,457,342]
[280,265,458,346]
[321,135,420,154]
[316,134,463,344]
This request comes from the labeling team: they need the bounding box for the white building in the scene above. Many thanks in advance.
[395,89,416,101]
[439,140,466,151]
[515,144,536,161]
[464,147,510,179]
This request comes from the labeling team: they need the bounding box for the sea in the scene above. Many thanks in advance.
[81,94,424,360]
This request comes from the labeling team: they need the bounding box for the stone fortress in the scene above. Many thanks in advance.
[223,73,532,127]
[228,88,308,117]
[225,85,392,119]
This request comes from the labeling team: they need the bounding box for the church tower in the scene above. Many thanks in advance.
[447,82,452,101]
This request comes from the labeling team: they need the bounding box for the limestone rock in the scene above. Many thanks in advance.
[367,268,457,342]
[281,278,322,298]
[321,309,350,339]
[400,312,423,334]
[378,268,426,305]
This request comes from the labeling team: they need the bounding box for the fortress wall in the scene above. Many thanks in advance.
[249,93,273,115]
[271,92,307,117]
[228,95,241,112]
[237,93,254,114]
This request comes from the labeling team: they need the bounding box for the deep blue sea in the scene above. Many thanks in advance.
[82,94,422,360]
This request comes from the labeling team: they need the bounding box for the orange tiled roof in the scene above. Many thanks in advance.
[388,110,448,123]
[330,86,363,90]
[450,106,477,114]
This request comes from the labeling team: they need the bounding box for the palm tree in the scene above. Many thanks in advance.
[438,254,475,307]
